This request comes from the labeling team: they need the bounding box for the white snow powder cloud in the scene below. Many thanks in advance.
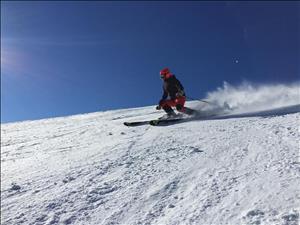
[193,81,300,115]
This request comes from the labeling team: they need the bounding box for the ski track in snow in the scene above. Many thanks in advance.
[1,105,300,225]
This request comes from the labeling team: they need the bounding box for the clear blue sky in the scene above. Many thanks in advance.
[1,1,299,123]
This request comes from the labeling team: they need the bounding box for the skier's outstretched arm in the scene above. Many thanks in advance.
[156,89,168,110]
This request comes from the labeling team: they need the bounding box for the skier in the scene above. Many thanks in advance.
[156,68,195,117]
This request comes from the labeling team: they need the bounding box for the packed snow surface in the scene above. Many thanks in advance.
[1,83,300,225]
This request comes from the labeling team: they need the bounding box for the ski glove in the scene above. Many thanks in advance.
[156,105,161,110]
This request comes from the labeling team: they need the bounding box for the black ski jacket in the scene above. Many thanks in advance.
[161,75,185,101]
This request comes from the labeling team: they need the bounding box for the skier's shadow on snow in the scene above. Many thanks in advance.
[159,104,300,126]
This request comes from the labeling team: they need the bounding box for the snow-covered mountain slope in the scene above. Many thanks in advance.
[1,103,300,225]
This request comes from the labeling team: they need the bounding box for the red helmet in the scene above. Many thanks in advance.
[160,68,172,79]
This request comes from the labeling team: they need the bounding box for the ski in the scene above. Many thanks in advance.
[124,117,185,127]
[123,111,224,127]
[149,118,184,126]
[123,120,152,127]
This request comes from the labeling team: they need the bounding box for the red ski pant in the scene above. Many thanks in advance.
[159,96,186,112]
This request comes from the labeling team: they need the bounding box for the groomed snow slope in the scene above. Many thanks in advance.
[1,103,300,225]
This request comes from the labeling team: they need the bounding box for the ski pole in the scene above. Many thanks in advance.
[186,96,212,104]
